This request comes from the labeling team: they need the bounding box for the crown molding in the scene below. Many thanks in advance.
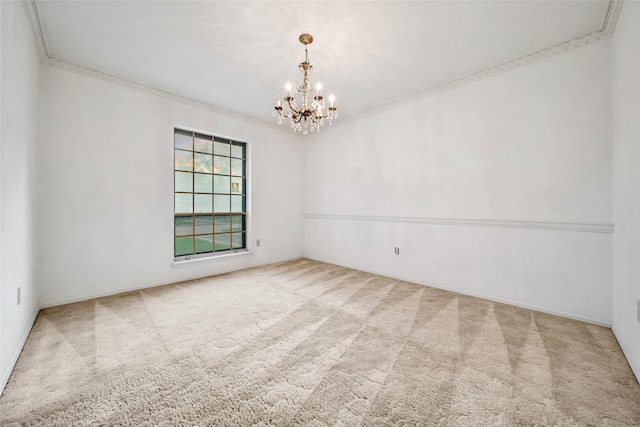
[23,1,287,134]
[23,0,48,61]
[303,213,614,234]
[327,0,625,126]
[602,0,624,37]
[338,29,607,125]
[42,56,285,132]
[24,0,624,135]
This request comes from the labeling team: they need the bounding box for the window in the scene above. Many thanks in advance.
[174,129,247,260]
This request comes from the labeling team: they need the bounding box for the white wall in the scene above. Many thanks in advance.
[1,0,633,395]
[0,1,40,393]
[612,1,640,380]
[37,66,303,306]
[304,41,613,324]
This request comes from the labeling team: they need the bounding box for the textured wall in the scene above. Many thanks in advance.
[304,41,613,324]
[37,66,304,306]
[0,1,41,393]
[612,1,640,381]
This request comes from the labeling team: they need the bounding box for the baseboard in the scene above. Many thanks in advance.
[0,304,41,397]
[303,255,612,328]
[612,326,640,384]
[39,255,303,309]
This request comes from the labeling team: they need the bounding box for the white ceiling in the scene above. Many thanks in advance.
[35,1,610,125]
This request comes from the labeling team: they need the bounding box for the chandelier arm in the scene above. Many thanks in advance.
[284,97,297,112]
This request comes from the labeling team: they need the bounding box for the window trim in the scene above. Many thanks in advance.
[171,248,251,269]
[172,125,252,265]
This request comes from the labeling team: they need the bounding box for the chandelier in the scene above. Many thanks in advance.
[273,34,337,134]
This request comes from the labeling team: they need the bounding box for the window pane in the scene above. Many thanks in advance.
[231,215,243,232]
[175,131,192,150]
[215,233,231,251]
[175,217,193,236]
[195,216,213,234]
[214,156,230,175]
[195,235,214,253]
[195,194,212,213]
[214,175,230,194]
[175,172,193,192]
[231,177,243,194]
[174,130,246,260]
[194,173,212,193]
[194,134,212,153]
[231,195,243,212]
[231,158,243,176]
[194,153,212,173]
[215,215,231,233]
[175,236,193,256]
[231,144,243,159]
[175,150,193,171]
[232,232,244,249]
[214,139,231,156]
[175,194,193,214]
[214,195,230,212]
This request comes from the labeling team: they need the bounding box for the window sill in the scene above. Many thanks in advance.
[171,249,252,269]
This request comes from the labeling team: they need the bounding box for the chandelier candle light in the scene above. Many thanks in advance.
[273,34,337,134]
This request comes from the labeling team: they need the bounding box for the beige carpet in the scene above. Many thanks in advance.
[1,259,638,426]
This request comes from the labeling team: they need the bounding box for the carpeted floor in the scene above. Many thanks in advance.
[1,259,638,426]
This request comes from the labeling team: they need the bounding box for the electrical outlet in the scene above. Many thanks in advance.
[394,247,400,255]
[17,287,21,306]
[256,239,261,247]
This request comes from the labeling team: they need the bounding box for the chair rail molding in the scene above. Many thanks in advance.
[303,213,614,234]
